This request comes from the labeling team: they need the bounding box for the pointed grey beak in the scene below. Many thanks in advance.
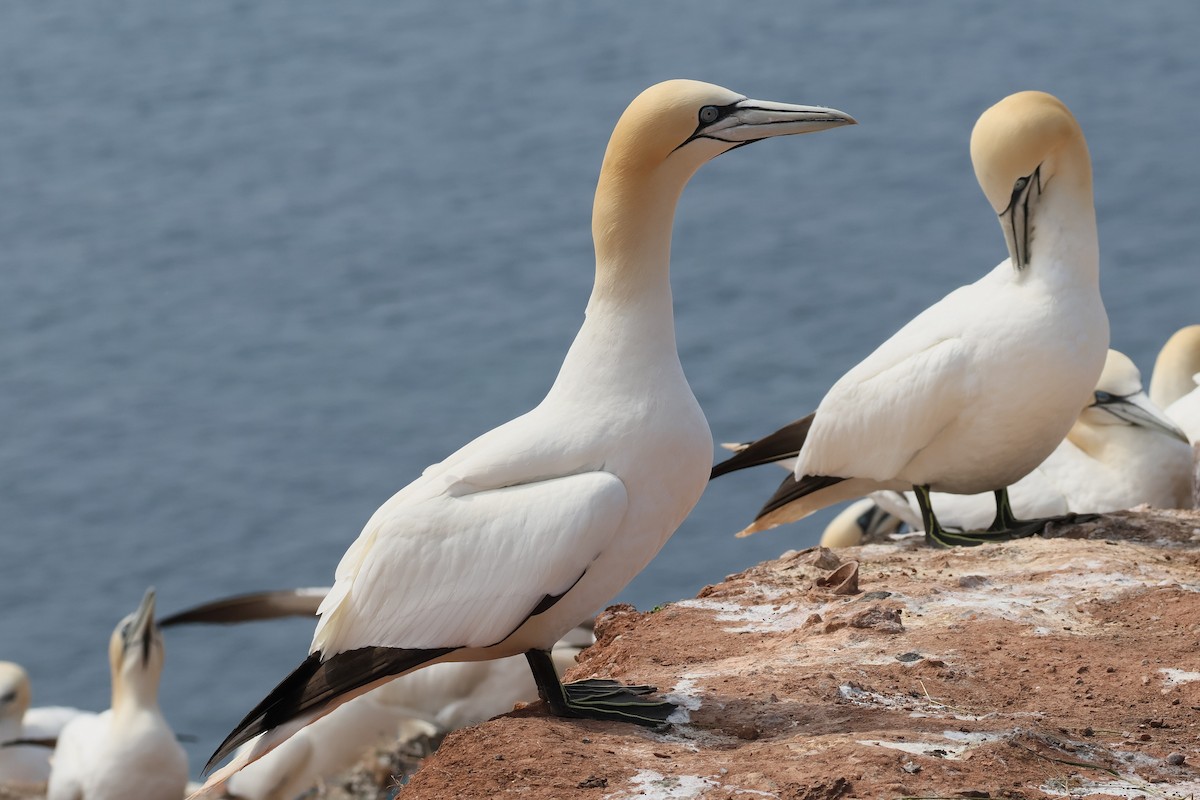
[124,588,157,664]
[713,98,857,142]
[1093,390,1189,442]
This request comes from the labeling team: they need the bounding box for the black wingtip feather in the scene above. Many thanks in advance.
[710,413,816,480]
[159,589,327,628]
[204,645,455,774]
[755,473,846,520]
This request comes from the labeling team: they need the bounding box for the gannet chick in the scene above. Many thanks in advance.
[195,80,855,791]
[1150,324,1200,443]
[818,498,908,548]
[712,91,1109,547]
[46,590,187,800]
[1,662,54,787]
[867,349,1191,530]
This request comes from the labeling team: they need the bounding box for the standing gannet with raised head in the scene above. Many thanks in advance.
[866,349,1191,530]
[193,80,855,792]
[1150,324,1200,444]
[46,590,187,800]
[712,91,1109,547]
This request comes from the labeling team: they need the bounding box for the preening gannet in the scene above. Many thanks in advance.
[46,589,188,800]
[164,589,592,800]
[712,91,1109,547]
[867,349,1191,530]
[194,80,856,791]
[1150,324,1200,444]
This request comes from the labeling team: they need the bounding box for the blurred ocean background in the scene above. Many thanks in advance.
[2,1,1197,773]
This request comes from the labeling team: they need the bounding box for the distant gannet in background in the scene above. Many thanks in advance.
[1,662,56,787]
[818,498,909,548]
[1150,324,1200,444]
[712,91,1109,547]
[193,80,856,793]
[46,589,187,800]
[161,589,591,800]
[864,349,1190,531]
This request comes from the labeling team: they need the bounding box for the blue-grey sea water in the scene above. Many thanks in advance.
[2,1,1198,774]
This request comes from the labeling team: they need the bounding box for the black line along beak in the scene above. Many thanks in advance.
[999,164,1042,269]
[675,98,856,153]
[1091,390,1189,442]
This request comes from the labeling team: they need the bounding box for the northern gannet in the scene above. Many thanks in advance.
[1150,324,1200,444]
[1,662,56,787]
[46,590,188,800]
[163,587,593,800]
[866,349,1191,531]
[195,80,856,791]
[712,91,1109,547]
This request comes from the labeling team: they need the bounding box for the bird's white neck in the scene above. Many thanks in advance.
[1015,150,1099,292]
[111,669,161,720]
[548,157,699,400]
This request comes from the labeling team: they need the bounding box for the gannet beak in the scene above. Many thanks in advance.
[124,588,158,665]
[714,99,857,144]
[1092,390,1189,442]
[999,165,1042,269]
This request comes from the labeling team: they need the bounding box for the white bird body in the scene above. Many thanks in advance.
[49,709,188,800]
[23,706,87,740]
[870,349,1192,530]
[196,81,857,792]
[47,591,187,800]
[801,251,1106,495]
[720,92,1109,542]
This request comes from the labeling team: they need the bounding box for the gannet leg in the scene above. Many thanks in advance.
[919,486,1095,548]
[987,488,1021,531]
[983,487,1099,538]
[524,650,676,728]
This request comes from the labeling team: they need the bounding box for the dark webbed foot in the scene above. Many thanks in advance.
[919,487,1098,549]
[561,678,677,726]
[525,651,677,728]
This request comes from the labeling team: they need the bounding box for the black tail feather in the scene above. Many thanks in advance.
[710,413,816,479]
[755,473,846,520]
[205,645,454,774]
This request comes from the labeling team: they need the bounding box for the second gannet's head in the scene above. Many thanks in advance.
[1150,324,1200,408]
[108,588,167,709]
[970,91,1092,269]
[0,662,33,729]
[1075,350,1188,441]
[602,79,856,183]
[819,498,906,548]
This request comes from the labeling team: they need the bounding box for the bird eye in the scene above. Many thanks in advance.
[698,105,721,125]
[1013,176,1029,193]
[0,690,15,703]
[1092,390,1112,404]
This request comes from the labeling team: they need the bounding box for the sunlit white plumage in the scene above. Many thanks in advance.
[869,349,1191,530]
[195,79,855,794]
[1150,324,1200,444]
[719,91,1108,545]
[47,590,187,800]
